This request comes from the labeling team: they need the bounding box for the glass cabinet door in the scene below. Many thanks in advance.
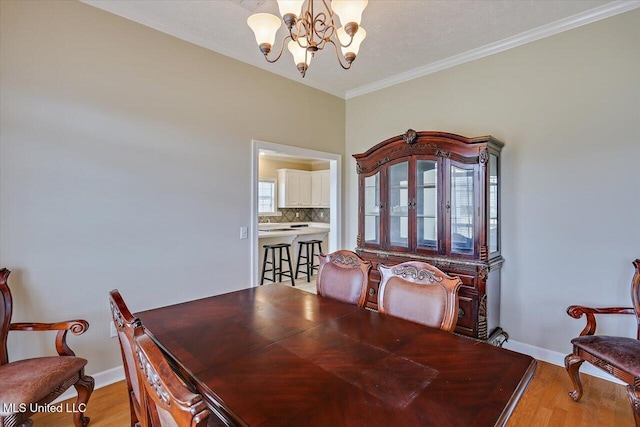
[388,161,409,248]
[488,154,499,254]
[363,173,380,245]
[416,160,438,251]
[450,164,475,255]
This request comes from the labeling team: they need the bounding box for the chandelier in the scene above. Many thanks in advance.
[247,0,368,77]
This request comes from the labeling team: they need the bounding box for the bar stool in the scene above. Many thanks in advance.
[295,239,323,282]
[260,243,295,286]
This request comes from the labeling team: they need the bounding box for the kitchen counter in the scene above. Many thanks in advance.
[258,222,329,238]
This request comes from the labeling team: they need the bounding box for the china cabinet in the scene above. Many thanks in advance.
[353,130,504,340]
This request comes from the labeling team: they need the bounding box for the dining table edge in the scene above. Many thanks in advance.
[494,357,538,426]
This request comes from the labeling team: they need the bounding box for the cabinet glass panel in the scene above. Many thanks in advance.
[450,165,474,254]
[364,173,380,244]
[416,160,438,250]
[489,154,499,253]
[389,162,409,248]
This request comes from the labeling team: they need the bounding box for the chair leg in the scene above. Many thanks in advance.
[565,353,585,402]
[72,374,95,427]
[626,385,640,426]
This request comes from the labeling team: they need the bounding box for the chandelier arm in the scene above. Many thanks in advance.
[339,32,355,49]
[293,10,312,49]
[321,0,333,21]
[264,34,292,64]
[327,39,352,70]
[313,12,333,51]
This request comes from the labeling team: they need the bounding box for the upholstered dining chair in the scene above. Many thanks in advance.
[378,261,463,332]
[565,259,640,426]
[0,268,94,427]
[316,250,371,307]
[109,289,145,427]
[134,330,211,427]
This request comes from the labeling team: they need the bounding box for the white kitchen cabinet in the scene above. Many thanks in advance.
[278,169,312,207]
[311,170,330,207]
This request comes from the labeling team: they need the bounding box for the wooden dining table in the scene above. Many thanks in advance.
[137,283,536,426]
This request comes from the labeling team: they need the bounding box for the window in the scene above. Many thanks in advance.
[258,179,277,214]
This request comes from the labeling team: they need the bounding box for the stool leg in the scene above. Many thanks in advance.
[260,246,269,285]
[295,242,302,280]
[285,245,295,286]
[276,246,282,282]
[271,247,277,284]
[307,243,315,283]
[314,242,323,276]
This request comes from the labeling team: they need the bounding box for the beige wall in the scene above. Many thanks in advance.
[345,10,640,354]
[258,158,313,179]
[0,0,344,373]
[259,158,329,179]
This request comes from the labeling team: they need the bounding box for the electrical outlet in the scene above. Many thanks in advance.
[109,321,117,338]
[295,212,299,217]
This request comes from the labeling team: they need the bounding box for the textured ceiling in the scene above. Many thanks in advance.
[83,0,637,98]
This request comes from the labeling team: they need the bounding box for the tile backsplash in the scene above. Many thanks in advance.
[259,208,330,224]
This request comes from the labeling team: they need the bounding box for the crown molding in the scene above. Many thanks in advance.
[345,0,640,100]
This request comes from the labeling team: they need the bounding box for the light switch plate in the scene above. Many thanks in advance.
[240,226,248,239]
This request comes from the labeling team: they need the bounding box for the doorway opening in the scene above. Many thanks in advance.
[251,140,342,287]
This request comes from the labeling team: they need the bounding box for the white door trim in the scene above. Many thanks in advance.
[251,140,342,286]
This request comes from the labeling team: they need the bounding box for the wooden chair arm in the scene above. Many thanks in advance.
[566,305,634,336]
[10,320,89,356]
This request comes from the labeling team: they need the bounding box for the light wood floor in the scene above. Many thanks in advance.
[31,360,634,426]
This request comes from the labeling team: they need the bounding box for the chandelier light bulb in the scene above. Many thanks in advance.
[288,39,311,66]
[276,0,304,18]
[332,0,368,26]
[247,13,282,52]
[337,26,366,58]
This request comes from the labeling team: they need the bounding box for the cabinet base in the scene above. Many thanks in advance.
[487,327,509,347]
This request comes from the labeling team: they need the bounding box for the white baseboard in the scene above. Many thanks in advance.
[503,340,624,385]
[53,365,125,404]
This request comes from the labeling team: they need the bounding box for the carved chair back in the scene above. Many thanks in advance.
[378,261,462,332]
[134,331,210,427]
[110,289,145,427]
[0,268,12,365]
[316,250,371,307]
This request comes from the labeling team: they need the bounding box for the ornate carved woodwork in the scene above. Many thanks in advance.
[353,130,504,340]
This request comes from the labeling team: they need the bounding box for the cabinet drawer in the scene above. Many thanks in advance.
[456,274,476,292]
[455,294,478,336]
